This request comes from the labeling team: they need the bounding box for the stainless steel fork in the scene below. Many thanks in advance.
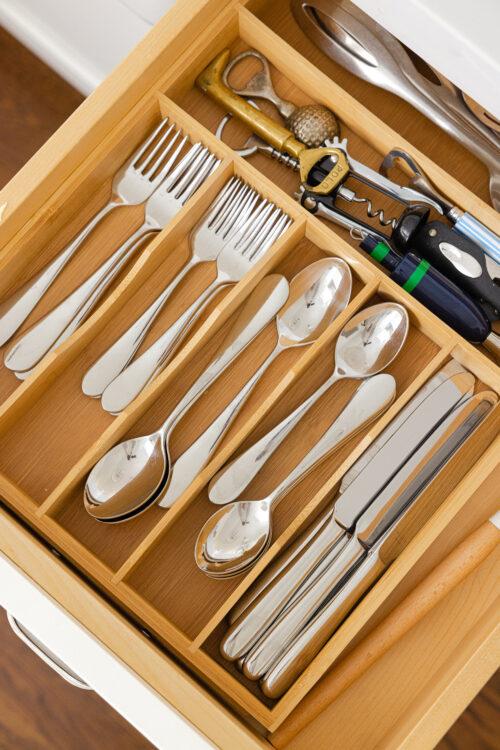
[100,201,291,414]
[5,143,219,376]
[0,118,185,347]
[81,177,258,397]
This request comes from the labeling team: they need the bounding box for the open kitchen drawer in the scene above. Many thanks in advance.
[0,0,498,748]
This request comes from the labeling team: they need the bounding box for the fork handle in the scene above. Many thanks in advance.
[14,232,155,381]
[82,256,198,397]
[100,277,224,414]
[0,199,122,347]
[4,221,150,374]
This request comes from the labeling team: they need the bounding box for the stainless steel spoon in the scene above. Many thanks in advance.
[195,373,396,578]
[156,257,352,509]
[84,275,289,521]
[208,302,409,504]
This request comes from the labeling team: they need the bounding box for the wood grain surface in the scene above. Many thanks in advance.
[0,610,153,749]
[0,26,152,750]
[0,19,497,750]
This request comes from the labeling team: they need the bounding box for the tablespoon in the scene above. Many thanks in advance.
[157,257,352,509]
[84,274,289,521]
[195,373,396,578]
[208,302,409,504]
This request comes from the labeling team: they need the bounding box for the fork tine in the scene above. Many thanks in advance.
[132,118,170,168]
[144,131,188,181]
[177,151,218,203]
[203,178,242,231]
[229,196,268,245]
[238,202,275,253]
[245,207,283,258]
[181,154,220,203]
[139,122,176,174]
[222,195,262,248]
[217,185,255,237]
[199,177,241,231]
[225,191,263,242]
[250,214,291,261]
[161,142,202,191]
[210,180,247,232]
[173,148,212,198]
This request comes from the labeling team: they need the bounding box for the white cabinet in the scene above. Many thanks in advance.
[0,552,213,750]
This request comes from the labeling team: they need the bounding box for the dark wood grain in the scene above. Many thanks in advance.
[437,672,500,750]
[0,26,83,188]
[0,609,152,749]
[0,20,497,750]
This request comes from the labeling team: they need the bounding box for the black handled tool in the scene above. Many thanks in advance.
[393,206,500,317]
[359,236,499,357]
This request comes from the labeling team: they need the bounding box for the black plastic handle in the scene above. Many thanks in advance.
[394,209,500,316]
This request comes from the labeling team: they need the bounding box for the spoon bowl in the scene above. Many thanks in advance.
[334,302,409,379]
[85,261,351,522]
[196,501,272,576]
[197,371,398,576]
[84,275,290,521]
[208,301,409,505]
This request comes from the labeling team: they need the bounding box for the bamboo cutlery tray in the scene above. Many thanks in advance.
[0,0,499,741]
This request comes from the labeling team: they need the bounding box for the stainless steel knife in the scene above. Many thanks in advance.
[340,359,467,492]
[223,369,474,662]
[259,391,497,697]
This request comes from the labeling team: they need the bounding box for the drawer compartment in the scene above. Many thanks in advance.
[0,0,498,745]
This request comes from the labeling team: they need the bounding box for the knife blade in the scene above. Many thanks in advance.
[335,370,474,530]
[260,391,497,698]
[226,366,473,632]
[340,360,466,492]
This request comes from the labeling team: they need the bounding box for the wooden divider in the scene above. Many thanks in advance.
[237,7,500,232]
[0,0,498,734]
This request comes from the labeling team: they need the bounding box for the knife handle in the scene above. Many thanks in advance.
[261,548,385,700]
[220,519,346,661]
[227,506,332,625]
[243,535,364,681]
[394,209,500,315]
[269,512,500,747]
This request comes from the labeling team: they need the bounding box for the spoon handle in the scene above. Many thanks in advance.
[157,344,281,508]
[15,233,156,382]
[100,277,221,413]
[220,517,346,661]
[267,374,396,509]
[4,221,151,374]
[162,277,288,434]
[208,371,341,503]
[82,256,197,397]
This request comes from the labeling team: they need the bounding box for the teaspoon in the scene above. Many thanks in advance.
[195,372,397,577]
[209,302,409,504]
[155,257,352,509]
[84,274,289,521]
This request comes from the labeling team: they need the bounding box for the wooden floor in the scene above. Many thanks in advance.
[0,23,497,750]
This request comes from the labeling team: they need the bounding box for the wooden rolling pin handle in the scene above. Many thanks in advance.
[270,513,500,748]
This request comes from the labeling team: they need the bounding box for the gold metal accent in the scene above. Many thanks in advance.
[196,50,348,195]
[299,147,348,193]
[197,50,305,158]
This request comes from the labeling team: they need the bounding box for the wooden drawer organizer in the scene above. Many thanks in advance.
[0,0,498,744]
